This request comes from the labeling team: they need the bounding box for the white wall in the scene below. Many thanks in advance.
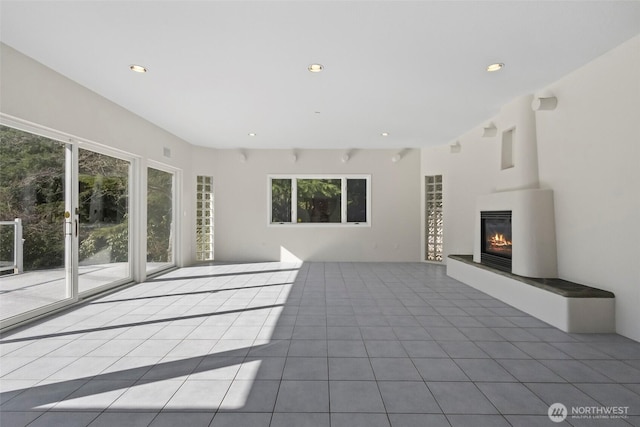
[1,43,422,267]
[422,35,640,341]
[0,43,195,273]
[420,92,543,261]
[421,126,497,260]
[190,148,422,262]
[0,44,192,167]
[494,95,539,192]
[536,35,640,341]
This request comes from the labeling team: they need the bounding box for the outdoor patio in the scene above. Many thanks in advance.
[0,263,168,322]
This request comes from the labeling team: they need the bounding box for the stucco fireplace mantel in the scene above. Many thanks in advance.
[450,188,615,333]
[474,188,558,278]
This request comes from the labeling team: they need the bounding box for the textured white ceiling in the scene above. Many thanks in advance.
[1,1,639,149]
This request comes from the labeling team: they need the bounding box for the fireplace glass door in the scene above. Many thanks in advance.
[480,211,512,271]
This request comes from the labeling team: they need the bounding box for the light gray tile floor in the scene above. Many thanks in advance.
[0,263,168,321]
[1,262,639,426]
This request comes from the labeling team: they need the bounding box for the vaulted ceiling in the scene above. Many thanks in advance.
[1,1,639,149]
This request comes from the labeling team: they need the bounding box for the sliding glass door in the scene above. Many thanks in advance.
[146,166,175,274]
[0,119,183,328]
[78,148,131,294]
[0,122,136,327]
[0,125,74,323]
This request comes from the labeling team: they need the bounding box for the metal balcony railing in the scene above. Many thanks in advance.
[0,218,24,275]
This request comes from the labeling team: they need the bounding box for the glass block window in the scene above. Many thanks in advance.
[196,176,214,261]
[425,175,443,262]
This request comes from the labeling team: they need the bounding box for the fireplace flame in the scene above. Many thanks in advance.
[490,233,511,247]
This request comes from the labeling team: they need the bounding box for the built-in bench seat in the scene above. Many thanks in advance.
[447,255,615,333]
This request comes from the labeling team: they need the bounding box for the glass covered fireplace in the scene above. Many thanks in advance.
[480,210,512,272]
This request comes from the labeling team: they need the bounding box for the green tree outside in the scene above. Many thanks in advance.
[1,125,174,271]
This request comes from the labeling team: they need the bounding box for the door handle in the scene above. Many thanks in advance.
[75,219,78,237]
[64,211,72,236]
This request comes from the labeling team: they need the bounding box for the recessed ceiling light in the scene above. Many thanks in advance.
[486,63,504,72]
[381,132,389,136]
[129,64,147,73]
[307,63,324,73]
[248,133,256,137]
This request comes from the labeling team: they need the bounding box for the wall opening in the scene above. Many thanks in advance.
[501,128,515,170]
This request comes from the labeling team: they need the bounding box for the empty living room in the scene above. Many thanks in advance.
[0,1,639,426]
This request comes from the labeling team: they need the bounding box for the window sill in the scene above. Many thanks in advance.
[268,222,371,228]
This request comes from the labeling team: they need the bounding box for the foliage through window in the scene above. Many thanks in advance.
[297,179,341,223]
[0,126,131,272]
[0,125,66,270]
[78,149,129,265]
[270,176,370,225]
[147,167,174,268]
[271,178,292,223]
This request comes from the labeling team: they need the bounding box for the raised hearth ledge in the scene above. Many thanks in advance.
[451,255,613,298]
[447,255,615,333]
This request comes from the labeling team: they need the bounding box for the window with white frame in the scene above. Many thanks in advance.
[196,176,214,261]
[269,175,370,225]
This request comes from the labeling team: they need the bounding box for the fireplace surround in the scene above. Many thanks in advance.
[473,188,557,278]
[450,188,615,333]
